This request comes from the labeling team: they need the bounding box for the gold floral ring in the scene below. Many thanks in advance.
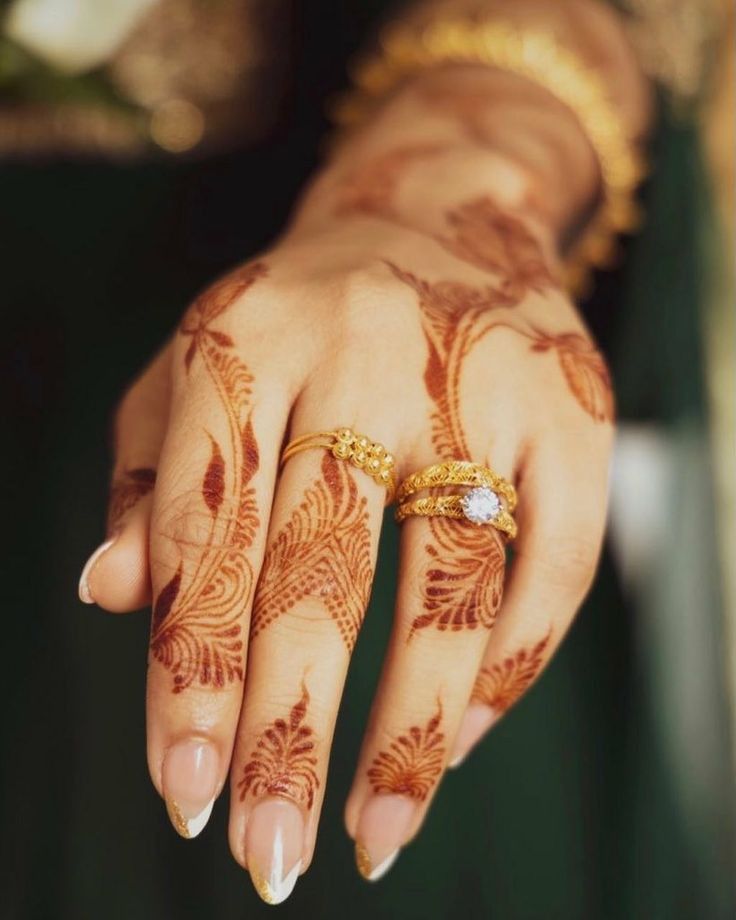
[281,427,396,502]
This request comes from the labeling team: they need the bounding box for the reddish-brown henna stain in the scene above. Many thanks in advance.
[150,262,266,693]
[367,702,445,801]
[238,683,320,809]
[252,453,373,652]
[472,632,552,714]
[107,467,156,533]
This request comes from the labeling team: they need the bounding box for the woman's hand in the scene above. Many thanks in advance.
[78,19,647,899]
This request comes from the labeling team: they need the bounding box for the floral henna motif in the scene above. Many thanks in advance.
[530,330,614,422]
[367,702,445,801]
[150,262,266,693]
[336,144,445,218]
[107,467,156,532]
[238,684,319,809]
[472,632,552,714]
[439,196,556,299]
[252,454,373,652]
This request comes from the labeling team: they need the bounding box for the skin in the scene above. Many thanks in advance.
[79,0,651,902]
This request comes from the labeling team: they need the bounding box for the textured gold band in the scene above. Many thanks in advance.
[395,495,518,539]
[281,427,396,502]
[396,459,517,510]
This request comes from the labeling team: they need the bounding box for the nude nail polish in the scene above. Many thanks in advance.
[162,740,219,839]
[354,794,416,881]
[448,704,498,768]
[245,798,304,905]
[78,537,117,604]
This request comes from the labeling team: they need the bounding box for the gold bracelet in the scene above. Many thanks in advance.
[333,19,646,296]
[281,427,397,501]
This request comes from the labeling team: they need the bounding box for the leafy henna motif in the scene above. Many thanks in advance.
[150,262,266,692]
[367,702,445,801]
[472,632,552,714]
[107,467,156,532]
[252,453,373,652]
[238,683,320,809]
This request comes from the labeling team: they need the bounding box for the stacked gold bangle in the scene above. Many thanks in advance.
[281,427,397,502]
[333,19,646,296]
[395,460,518,539]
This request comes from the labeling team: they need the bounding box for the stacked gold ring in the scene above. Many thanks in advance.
[281,427,396,502]
[395,460,518,539]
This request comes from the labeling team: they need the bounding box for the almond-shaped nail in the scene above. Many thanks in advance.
[78,537,117,604]
[162,740,219,839]
[355,794,416,881]
[245,798,304,905]
[448,703,498,768]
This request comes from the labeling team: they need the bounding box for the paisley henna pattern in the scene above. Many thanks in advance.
[472,632,552,714]
[150,262,266,693]
[238,683,320,809]
[367,702,445,801]
[530,330,614,422]
[252,453,373,652]
[107,467,156,532]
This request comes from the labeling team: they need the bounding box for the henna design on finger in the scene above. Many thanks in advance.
[150,262,266,693]
[472,631,552,714]
[252,454,373,652]
[107,467,156,533]
[367,702,445,801]
[238,683,320,809]
[530,330,614,422]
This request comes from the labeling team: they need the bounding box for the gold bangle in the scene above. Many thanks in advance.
[395,494,517,539]
[333,19,646,296]
[396,459,517,511]
[281,427,397,502]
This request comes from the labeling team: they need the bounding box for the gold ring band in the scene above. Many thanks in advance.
[395,460,517,538]
[281,427,396,502]
[396,460,517,510]
[395,495,518,539]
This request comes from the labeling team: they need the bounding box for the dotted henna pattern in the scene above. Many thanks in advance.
[472,632,552,714]
[238,683,320,809]
[252,453,373,652]
[149,262,266,693]
[107,467,156,533]
[367,702,445,801]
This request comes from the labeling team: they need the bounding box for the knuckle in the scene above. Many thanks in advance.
[532,533,601,593]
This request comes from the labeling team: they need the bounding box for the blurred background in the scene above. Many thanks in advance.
[0,1,733,918]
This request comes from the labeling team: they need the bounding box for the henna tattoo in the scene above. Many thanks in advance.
[337,144,445,219]
[530,330,614,422]
[150,262,266,693]
[238,683,320,809]
[252,453,373,652]
[107,467,156,532]
[439,196,555,300]
[367,702,445,801]
[472,632,552,714]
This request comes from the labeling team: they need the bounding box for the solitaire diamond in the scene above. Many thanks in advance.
[461,486,501,525]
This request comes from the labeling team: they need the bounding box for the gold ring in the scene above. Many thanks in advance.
[281,427,396,502]
[395,460,517,538]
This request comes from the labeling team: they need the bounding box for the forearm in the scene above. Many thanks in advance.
[287,0,652,267]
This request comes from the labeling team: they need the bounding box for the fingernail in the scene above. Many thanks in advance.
[245,798,304,905]
[355,794,416,881]
[162,740,219,839]
[448,703,498,769]
[78,537,117,604]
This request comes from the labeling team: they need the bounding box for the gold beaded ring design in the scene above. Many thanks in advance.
[395,460,518,539]
[281,427,397,503]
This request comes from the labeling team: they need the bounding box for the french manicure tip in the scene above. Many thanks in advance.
[252,859,302,905]
[356,843,400,882]
[78,537,116,603]
[167,797,214,840]
[448,751,467,770]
